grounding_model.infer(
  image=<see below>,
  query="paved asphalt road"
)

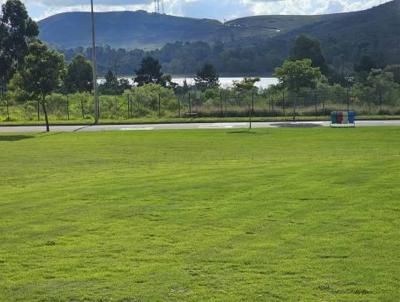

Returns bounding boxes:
[1,120,400,133]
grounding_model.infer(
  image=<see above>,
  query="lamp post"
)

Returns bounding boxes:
[90,0,99,124]
[345,76,354,111]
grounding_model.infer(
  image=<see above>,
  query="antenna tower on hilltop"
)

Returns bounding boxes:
[154,0,165,14]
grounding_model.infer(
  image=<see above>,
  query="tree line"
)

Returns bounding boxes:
[0,0,217,130]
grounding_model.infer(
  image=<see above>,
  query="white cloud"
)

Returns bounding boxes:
[17,0,393,20]
[245,0,390,15]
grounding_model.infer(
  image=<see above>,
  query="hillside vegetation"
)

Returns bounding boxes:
[41,0,400,75]
[39,11,223,50]
[38,10,335,50]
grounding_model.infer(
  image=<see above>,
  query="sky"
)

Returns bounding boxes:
[4,0,392,21]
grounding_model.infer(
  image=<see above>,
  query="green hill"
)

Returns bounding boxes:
[38,11,225,50]
[272,0,400,69]
[44,0,400,75]
[221,0,400,73]
[38,10,335,50]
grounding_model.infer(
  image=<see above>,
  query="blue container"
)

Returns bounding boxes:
[348,111,356,124]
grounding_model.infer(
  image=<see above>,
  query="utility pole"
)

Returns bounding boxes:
[161,0,165,14]
[90,0,100,124]
[154,0,165,14]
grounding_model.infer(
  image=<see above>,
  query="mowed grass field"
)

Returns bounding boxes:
[0,128,399,301]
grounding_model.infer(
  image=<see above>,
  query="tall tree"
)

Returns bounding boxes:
[64,54,93,93]
[0,0,38,86]
[134,57,163,86]
[275,59,322,93]
[102,70,119,94]
[195,63,219,90]
[275,59,322,120]
[290,34,329,75]
[14,42,65,132]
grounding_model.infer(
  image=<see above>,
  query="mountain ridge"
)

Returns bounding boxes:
[38,9,337,50]
[41,0,400,75]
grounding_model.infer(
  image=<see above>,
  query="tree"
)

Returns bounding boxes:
[117,78,132,93]
[384,65,400,84]
[63,54,93,119]
[234,77,260,129]
[367,69,399,111]
[275,59,322,93]
[64,54,93,93]
[354,55,377,79]
[290,34,329,75]
[352,82,375,113]
[134,57,163,86]
[275,59,322,120]
[99,70,132,95]
[13,42,65,132]
[0,0,38,86]
[195,63,219,90]
[160,74,178,90]
[0,22,10,96]
[99,70,119,95]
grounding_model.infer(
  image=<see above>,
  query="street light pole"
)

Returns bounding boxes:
[345,76,354,112]
[90,0,99,124]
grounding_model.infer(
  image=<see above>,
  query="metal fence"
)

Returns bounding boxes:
[1,90,399,122]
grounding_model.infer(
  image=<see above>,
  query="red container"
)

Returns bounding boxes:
[337,111,343,124]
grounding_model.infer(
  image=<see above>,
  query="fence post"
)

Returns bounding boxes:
[127,95,130,119]
[282,91,285,116]
[158,93,161,118]
[220,91,223,117]
[252,91,255,115]
[37,100,40,121]
[224,91,227,116]
[80,97,85,119]
[4,99,9,121]
[98,95,101,120]
[66,95,70,120]
[134,98,137,118]
[271,94,275,114]
[249,90,254,129]
[314,92,318,119]
[347,87,350,112]
[5,99,9,121]
[188,92,192,115]
[115,96,118,118]
[178,96,181,118]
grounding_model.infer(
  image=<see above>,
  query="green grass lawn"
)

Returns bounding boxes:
[0,128,399,301]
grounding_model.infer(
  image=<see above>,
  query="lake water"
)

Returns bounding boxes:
[104,77,279,89]
[173,77,278,89]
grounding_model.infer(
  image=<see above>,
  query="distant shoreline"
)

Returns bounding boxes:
[98,76,279,89]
